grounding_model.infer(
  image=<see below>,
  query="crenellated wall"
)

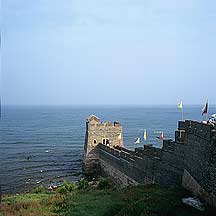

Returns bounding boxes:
[83,116,216,207]
[179,120,216,206]
[83,115,123,175]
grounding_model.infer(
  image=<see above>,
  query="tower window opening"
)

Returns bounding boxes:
[102,138,109,145]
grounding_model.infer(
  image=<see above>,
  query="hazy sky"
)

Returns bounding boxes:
[2,0,216,105]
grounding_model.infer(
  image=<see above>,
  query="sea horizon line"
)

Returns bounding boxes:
[2,104,216,108]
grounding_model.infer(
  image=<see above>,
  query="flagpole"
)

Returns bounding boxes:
[178,101,183,121]
[202,100,208,122]
[182,107,184,121]
[206,100,208,122]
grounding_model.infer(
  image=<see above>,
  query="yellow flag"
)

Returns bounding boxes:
[178,101,183,109]
[143,130,147,141]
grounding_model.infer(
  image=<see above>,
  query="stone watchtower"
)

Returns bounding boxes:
[83,115,123,175]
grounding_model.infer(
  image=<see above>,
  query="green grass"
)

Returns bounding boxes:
[60,190,123,216]
[1,181,215,216]
[1,192,56,216]
[59,185,210,216]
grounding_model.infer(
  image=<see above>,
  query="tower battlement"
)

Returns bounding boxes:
[83,115,123,174]
[177,120,215,141]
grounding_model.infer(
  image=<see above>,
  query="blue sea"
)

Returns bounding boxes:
[0,105,215,194]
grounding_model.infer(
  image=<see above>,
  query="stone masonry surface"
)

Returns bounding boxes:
[83,115,216,207]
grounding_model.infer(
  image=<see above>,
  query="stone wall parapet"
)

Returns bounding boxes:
[83,118,216,207]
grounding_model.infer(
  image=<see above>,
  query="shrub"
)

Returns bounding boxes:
[57,186,68,195]
[67,182,77,192]
[97,178,111,190]
[78,178,89,190]
[56,181,78,194]
[48,193,67,213]
[33,185,46,193]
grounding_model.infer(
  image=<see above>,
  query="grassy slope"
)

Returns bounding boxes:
[1,184,214,216]
[60,186,207,216]
[1,192,56,216]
